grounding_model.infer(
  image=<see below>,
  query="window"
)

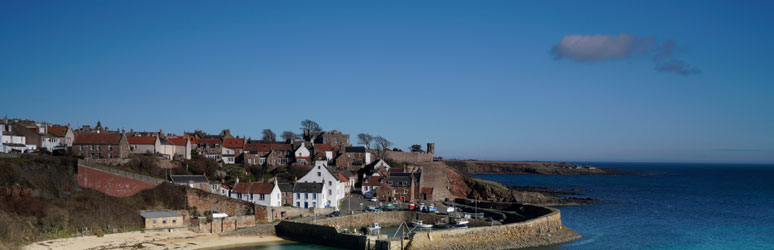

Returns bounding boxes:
[328,189,332,195]
[312,202,317,207]
[153,220,157,224]
[250,194,253,200]
[404,190,408,194]
[163,220,167,224]
[296,193,300,199]
[312,193,317,199]
[317,172,321,177]
[259,194,265,200]
[296,202,300,207]
[108,145,112,150]
[172,219,176,223]
[328,181,332,186]
[305,193,308,199]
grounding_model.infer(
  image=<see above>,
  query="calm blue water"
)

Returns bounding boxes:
[477,162,774,250]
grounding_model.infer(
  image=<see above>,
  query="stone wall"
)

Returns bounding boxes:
[186,188,254,217]
[276,221,368,249]
[385,151,433,164]
[191,215,256,233]
[409,207,577,250]
[76,165,158,197]
[256,206,336,223]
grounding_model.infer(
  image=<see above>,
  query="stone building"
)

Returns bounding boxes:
[139,210,184,232]
[170,175,210,192]
[196,138,222,161]
[315,130,350,148]
[344,146,372,165]
[73,132,129,159]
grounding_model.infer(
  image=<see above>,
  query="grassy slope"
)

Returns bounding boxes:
[0,155,185,250]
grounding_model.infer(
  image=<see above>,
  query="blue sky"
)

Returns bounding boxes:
[1,1,772,163]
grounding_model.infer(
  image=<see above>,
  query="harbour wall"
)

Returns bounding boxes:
[275,206,577,250]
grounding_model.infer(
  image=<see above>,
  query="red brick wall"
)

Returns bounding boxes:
[76,165,157,197]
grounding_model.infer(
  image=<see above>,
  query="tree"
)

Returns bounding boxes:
[357,133,373,148]
[374,136,392,150]
[373,136,392,159]
[392,148,403,152]
[409,144,424,153]
[281,131,297,142]
[300,120,322,132]
[262,129,276,142]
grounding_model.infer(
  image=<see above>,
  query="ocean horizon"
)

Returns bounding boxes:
[477,162,774,250]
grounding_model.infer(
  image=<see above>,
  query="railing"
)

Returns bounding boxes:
[78,159,167,185]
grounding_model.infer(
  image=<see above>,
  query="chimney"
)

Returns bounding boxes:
[427,143,435,154]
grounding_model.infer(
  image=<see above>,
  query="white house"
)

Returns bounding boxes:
[297,161,349,208]
[294,142,311,165]
[221,146,236,164]
[1,133,28,153]
[292,182,326,208]
[230,182,282,207]
[158,136,191,160]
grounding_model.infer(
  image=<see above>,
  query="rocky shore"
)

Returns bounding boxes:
[445,160,618,175]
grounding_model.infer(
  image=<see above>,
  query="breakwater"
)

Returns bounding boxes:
[274,202,579,249]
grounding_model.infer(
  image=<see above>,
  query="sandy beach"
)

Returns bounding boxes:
[23,231,287,250]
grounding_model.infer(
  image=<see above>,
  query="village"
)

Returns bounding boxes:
[1,117,447,232]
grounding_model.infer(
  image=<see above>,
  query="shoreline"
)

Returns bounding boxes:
[23,231,287,250]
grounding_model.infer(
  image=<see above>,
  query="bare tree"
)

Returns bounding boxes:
[280,131,297,142]
[262,129,276,142]
[300,120,322,132]
[373,136,392,159]
[357,133,373,148]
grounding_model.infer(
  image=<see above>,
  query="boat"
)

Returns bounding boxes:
[418,203,426,212]
[410,220,433,228]
[367,223,381,234]
[453,218,469,225]
[384,204,396,211]
[427,204,438,213]
[454,223,469,228]
[408,203,416,210]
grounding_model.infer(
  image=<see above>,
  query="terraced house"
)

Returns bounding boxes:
[73,132,129,159]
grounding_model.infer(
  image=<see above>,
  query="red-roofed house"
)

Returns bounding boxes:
[128,136,160,155]
[73,132,129,159]
[196,138,222,161]
[159,136,191,160]
[229,182,281,207]
[243,143,293,166]
[221,138,244,164]
[362,176,383,198]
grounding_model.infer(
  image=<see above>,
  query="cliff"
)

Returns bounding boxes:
[445,160,609,175]
[443,162,594,206]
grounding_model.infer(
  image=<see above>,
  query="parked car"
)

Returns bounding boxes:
[328,211,341,217]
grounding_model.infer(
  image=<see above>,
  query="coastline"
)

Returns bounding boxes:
[23,231,286,250]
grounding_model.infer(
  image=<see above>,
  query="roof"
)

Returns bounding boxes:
[293,182,324,193]
[165,136,188,146]
[364,176,382,186]
[345,146,367,153]
[128,136,156,145]
[388,175,412,187]
[198,138,222,146]
[420,187,434,195]
[47,126,68,137]
[139,210,182,219]
[314,143,333,152]
[337,173,349,182]
[388,168,404,173]
[244,143,292,152]
[232,182,275,194]
[223,138,244,149]
[73,133,122,145]
[278,183,294,192]
[170,175,209,183]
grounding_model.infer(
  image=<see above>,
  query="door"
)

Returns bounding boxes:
[304,202,308,208]
[400,196,405,202]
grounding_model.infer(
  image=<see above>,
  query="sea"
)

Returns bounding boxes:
[226,162,774,250]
